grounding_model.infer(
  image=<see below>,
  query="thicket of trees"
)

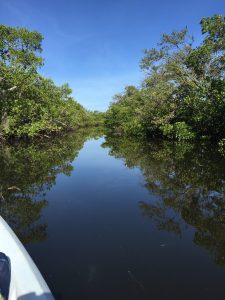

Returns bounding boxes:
[105,15,225,141]
[0,25,103,140]
[1,15,224,142]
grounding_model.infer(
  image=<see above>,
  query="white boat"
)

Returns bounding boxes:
[0,216,54,300]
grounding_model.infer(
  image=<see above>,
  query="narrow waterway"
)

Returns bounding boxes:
[1,129,225,299]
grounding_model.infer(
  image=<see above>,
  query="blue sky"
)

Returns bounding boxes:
[0,0,224,111]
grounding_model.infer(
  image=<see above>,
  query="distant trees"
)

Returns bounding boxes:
[2,15,224,141]
[0,25,98,140]
[105,15,225,141]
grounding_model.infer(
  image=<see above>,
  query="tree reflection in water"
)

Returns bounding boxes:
[0,128,103,244]
[103,137,225,266]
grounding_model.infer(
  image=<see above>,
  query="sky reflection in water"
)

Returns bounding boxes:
[1,129,225,299]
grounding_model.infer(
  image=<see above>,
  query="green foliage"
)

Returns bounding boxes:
[161,122,195,140]
[0,24,43,70]
[218,138,225,155]
[105,86,145,136]
[0,25,97,139]
[105,14,225,140]
[87,110,106,127]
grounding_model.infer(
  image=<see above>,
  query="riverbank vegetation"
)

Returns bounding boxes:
[0,25,104,141]
[1,15,224,143]
[105,15,225,141]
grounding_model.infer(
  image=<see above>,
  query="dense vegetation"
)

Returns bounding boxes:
[1,15,224,142]
[0,25,104,140]
[105,15,225,141]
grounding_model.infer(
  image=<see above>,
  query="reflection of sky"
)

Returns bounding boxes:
[54,137,147,192]
[0,0,223,110]
[26,136,225,299]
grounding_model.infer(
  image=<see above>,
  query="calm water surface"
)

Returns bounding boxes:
[1,129,225,299]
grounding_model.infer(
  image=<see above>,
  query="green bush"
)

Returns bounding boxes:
[161,122,195,140]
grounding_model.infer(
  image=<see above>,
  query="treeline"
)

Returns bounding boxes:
[105,15,225,141]
[0,25,104,140]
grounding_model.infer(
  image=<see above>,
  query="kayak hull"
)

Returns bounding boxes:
[0,217,54,300]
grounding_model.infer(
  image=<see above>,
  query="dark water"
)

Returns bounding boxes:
[1,128,225,299]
